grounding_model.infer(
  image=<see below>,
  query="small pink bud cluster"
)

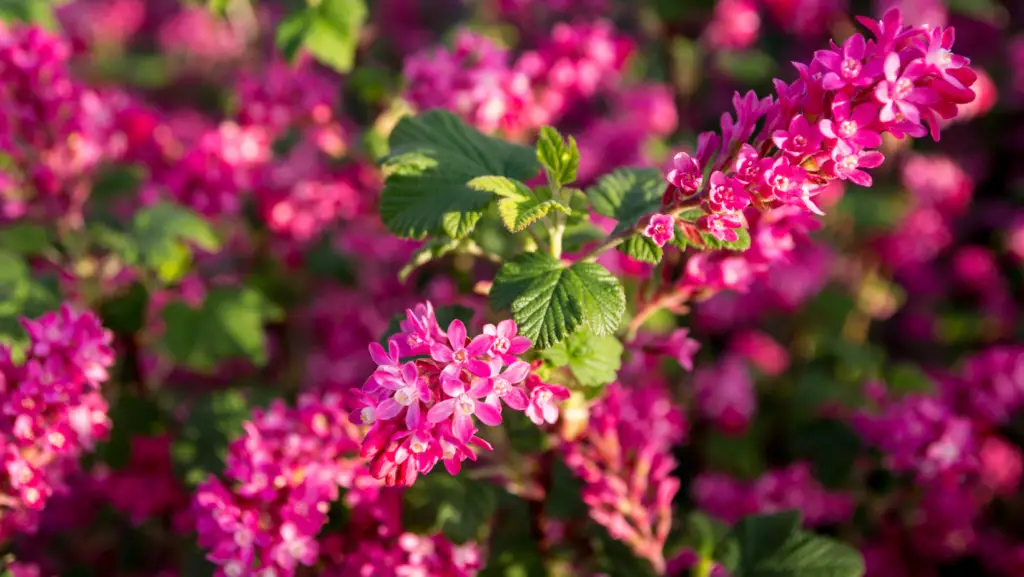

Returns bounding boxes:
[255,147,374,245]
[853,394,976,481]
[693,356,757,435]
[662,9,976,242]
[156,5,246,67]
[358,302,567,487]
[403,21,633,135]
[939,346,1024,428]
[144,122,270,218]
[0,23,113,222]
[320,488,483,577]
[515,19,634,123]
[234,56,342,140]
[0,304,114,539]
[192,393,367,577]
[562,382,687,573]
[693,463,855,527]
[403,31,535,136]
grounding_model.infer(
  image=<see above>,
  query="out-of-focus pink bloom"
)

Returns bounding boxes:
[693,356,756,434]
[704,0,761,51]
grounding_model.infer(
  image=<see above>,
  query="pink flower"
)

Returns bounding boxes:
[706,172,750,214]
[819,95,883,149]
[429,319,493,379]
[643,213,676,247]
[827,141,885,187]
[525,381,571,425]
[666,151,703,193]
[698,213,743,242]
[771,114,822,158]
[874,52,937,125]
[481,319,532,364]
[375,362,431,430]
[815,33,876,90]
[427,376,501,442]
[477,359,531,411]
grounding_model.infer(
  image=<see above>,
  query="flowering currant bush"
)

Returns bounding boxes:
[2,0,1023,576]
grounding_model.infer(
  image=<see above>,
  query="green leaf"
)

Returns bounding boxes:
[403,472,499,544]
[0,251,30,317]
[380,110,540,239]
[133,202,221,284]
[207,0,230,14]
[0,223,49,255]
[730,511,865,577]
[490,253,624,349]
[468,176,571,233]
[731,511,802,570]
[171,389,254,485]
[275,10,312,61]
[162,287,281,373]
[536,126,580,187]
[399,237,461,282]
[304,0,367,73]
[540,330,623,388]
[587,168,664,236]
[701,227,752,251]
[618,233,663,264]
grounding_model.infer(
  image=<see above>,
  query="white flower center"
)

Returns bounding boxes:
[536,390,552,404]
[394,387,415,406]
[841,58,861,78]
[839,120,857,138]
[894,78,914,99]
[360,407,376,424]
[493,377,510,396]
[452,349,468,363]
[492,336,511,354]
[455,395,475,416]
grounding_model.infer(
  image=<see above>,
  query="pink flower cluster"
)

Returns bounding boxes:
[192,392,367,577]
[403,20,632,135]
[319,489,482,576]
[357,303,569,487]
[561,381,686,573]
[854,394,976,481]
[0,304,114,539]
[0,23,113,222]
[661,9,977,242]
[692,462,855,526]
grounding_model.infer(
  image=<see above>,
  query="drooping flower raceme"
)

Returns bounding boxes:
[357,302,561,487]
[656,9,976,243]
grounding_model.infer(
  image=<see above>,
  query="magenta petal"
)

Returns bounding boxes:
[447,320,467,348]
[405,402,422,430]
[818,119,837,139]
[542,403,558,424]
[401,362,418,384]
[430,343,453,363]
[376,398,403,421]
[502,361,530,384]
[452,413,475,442]
[444,457,462,475]
[442,377,466,397]
[468,378,494,398]
[497,319,517,338]
[509,336,531,353]
[466,334,494,356]
[466,359,493,378]
[427,399,456,423]
[883,52,900,81]
[503,387,529,411]
[474,400,502,427]
[369,343,390,366]
[859,151,885,168]
[848,169,872,187]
